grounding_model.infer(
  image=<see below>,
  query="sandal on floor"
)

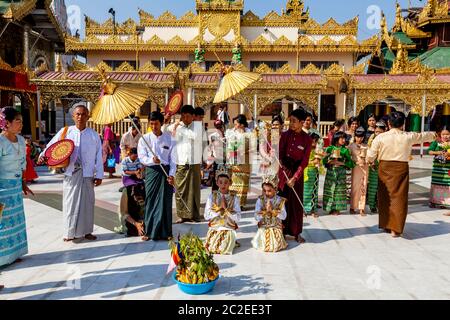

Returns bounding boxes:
[141,236,150,241]
[84,234,97,241]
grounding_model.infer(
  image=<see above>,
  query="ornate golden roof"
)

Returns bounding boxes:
[392,3,431,38]
[139,9,198,27]
[65,33,377,53]
[1,0,37,20]
[195,0,244,11]
[417,0,449,27]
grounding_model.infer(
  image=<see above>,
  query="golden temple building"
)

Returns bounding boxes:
[27,0,450,138]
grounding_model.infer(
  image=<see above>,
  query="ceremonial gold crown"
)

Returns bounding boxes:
[215,165,230,181]
[262,174,279,190]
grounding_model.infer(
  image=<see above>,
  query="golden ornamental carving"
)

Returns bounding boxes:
[85,17,137,36]
[96,61,113,72]
[139,9,198,27]
[138,9,154,25]
[274,36,293,46]
[300,63,321,74]
[242,10,260,23]
[194,90,216,108]
[71,59,91,71]
[157,11,178,22]
[188,35,202,45]
[298,35,314,46]
[189,63,205,73]
[251,35,272,46]
[340,35,358,46]
[234,63,249,72]
[418,0,449,26]
[209,62,223,73]
[206,14,233,38]
[324,63,344,75]
[349,63,366,74]
[140,61,160,72]
[5,0,37,21]
[146,35,165,45]
[210,37,231,46]
[196,0,244,11]
[116,62,135,72]
[317,36,337,46]
[253,63,274,74]
[164,63,179,72]
[0,57,27,74]
[168,35,187,45]
[276,64,295,74]
[302,17,358,36]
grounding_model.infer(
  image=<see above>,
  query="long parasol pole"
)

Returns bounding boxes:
[127,116,191,215]
[237,97,308,216]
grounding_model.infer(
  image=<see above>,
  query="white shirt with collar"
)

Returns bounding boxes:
[120,128,142,152]
[42,126,104,179]
[172,121,203,165]
[138,131,176,177]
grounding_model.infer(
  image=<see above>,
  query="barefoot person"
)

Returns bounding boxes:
[0,107,34,289]
[138,111,175,241]
[172,105,203,223]
[39,105,103,242]
[367,111,436,238]
[278,108,312,243]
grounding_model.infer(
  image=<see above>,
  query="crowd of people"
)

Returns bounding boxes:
[0,103,449,291]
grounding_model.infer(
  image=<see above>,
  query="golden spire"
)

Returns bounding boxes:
[393,2,403,32]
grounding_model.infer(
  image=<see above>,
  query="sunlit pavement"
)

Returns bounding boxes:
[1,156,449,300]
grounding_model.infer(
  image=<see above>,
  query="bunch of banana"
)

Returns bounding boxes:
[172,233,220,284]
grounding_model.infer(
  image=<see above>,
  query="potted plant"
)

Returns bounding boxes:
[168,233,219,295]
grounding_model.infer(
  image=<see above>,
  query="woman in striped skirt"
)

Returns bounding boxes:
[428,127,450,209]
[0,108,35,291]
[303,133,322,218]
[323,131,355,215]
[367,121,387,213]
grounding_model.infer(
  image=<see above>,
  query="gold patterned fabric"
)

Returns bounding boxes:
[252,196,288,253]
[204,191,240,255]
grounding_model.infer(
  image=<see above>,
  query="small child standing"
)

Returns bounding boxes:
[348,127,369,216]
[367,121,387,213]
[428,127,450,209]
[323,131,355,215]
[303,133,323,218]
[204,167,241,255]
[252,175,288,253]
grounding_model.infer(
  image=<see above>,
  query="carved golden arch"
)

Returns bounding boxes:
[236,91,321,115]
[355,90,450,116]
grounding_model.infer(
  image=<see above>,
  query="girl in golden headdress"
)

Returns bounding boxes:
[204,166,241,255]
[252,175,288,253]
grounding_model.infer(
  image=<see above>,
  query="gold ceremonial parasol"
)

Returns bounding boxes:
[212,51,261,104]
[90,69,149,125]
[90,69,192,216]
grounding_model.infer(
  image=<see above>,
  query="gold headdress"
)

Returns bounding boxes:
[262,174,279,190]
[215,165,230,182]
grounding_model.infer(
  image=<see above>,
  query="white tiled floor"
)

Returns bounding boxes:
[1,157,449,300]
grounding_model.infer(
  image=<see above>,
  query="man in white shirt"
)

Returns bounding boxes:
[138,111,176,241]
[40,105,103,242]
[172,105,203,223]
[120,120,142,160]
[367,111,436,238]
